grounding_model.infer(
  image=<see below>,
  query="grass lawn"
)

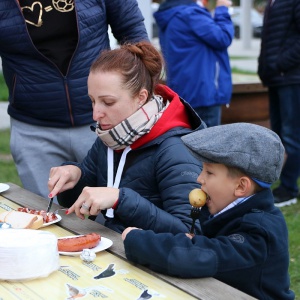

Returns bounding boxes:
[0,74,8,101]
[0,128,299,296]
[282,203,300,297]
[0,130,22,186]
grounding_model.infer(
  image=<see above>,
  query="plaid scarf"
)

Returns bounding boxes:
[94,95,169,150]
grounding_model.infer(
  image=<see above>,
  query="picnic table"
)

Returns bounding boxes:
[0,183,256,300]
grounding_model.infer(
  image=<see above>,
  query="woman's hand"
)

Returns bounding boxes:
[48,165,82,198]
[67,186,120,220]
[122,227,140,241]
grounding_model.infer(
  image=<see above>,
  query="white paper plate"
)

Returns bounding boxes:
[42,214,62,227]
[58,236,113,256]
[0,183,10,193]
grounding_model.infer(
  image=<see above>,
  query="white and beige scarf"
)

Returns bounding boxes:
[94,94,169,150]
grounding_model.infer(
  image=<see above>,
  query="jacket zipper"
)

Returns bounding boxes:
[64,1,80,126]
[64,78,74,125]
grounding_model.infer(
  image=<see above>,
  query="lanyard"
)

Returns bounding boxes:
[106,146,131,218]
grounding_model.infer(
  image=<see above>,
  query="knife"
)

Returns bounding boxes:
[46,197,54,213]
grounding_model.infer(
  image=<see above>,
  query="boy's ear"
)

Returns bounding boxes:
[234,176,252,197]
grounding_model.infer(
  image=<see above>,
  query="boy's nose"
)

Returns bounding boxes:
[197,175,205,185]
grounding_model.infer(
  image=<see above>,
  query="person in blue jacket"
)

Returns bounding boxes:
[47,41,206,234]
[122,123,295,300]
[154,0,234,127]
[0,0,148,201]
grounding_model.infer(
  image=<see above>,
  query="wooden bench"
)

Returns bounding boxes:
[222,83,269,128]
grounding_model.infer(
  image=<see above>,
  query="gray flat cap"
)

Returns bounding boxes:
[181,123,285,185]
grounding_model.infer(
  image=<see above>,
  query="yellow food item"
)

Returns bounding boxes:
[189,188,207,208]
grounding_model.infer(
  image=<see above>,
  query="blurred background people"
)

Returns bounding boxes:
[0,0,148,200]
[154,0,234,127]
[258,0,300,207]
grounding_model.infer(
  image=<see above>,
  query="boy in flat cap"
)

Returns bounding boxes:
[122,123,295,299]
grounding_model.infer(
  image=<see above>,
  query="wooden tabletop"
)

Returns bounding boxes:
[0,183,256,300]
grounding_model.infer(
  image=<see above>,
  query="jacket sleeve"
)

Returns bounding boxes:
[116,137,203,234]
[57,139,104,207]
[79,139,104,185]
[277,1,300,72]
[123,227,268,278]
[105,0,149,44]
[188,6,234,50]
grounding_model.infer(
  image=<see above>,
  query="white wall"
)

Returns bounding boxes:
[240,0,253,49]
[137,0,153,39]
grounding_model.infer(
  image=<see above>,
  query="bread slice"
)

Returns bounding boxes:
[3,211,44,229]
[30,215,44,229]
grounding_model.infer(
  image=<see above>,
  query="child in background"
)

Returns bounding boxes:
[122,123,295,300]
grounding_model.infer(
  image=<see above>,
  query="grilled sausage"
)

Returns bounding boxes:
[58,233,101,252]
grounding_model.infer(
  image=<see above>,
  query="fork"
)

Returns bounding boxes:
[189,207,201,235]
[52,208,68,215]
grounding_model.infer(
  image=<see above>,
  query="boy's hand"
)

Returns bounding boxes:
[185,233,195,239]
[122,227,140,241]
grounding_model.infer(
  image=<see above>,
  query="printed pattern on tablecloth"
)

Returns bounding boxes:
[0,196,196,300]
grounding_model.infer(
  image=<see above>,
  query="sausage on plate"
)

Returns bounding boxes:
[58,233,101,252]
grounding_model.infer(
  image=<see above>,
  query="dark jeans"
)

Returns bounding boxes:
[269,85,300,196]
[193,105,221,128]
